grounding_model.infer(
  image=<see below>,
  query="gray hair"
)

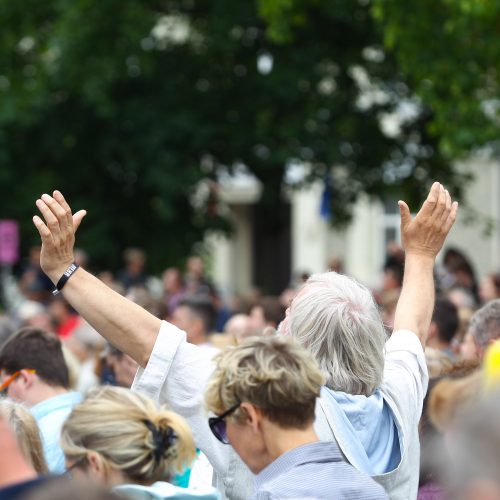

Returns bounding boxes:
[280,272,387,396]
[469,299,500,349]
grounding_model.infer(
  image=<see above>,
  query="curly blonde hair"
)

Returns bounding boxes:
[205,336,326,428]
[61,386,196,484]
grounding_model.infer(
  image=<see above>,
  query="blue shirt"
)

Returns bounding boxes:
[253,441,388,499]
[31,391,82,473]
[321,387,401,475]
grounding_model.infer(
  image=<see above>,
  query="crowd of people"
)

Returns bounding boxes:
[0,183,500,499]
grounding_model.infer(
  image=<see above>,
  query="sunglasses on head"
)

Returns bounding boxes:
[208,402,241,444]
[0,369,36,395]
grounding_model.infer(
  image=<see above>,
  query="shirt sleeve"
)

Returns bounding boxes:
[132,320,230,475]
[382,329,429,432]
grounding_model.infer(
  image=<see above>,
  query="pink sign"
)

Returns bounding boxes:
[0,220,19,265]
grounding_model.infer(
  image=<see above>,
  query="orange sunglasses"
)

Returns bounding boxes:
[0,369,36,394]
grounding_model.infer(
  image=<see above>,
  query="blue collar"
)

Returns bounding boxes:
[31,391,82,420]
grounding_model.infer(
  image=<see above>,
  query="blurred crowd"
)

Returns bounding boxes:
[1,201,500,500]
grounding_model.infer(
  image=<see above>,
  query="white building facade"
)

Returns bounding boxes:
[209,158,500,296]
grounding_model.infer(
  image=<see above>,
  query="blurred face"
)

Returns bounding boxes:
[112,354,138,388]
[480,276,498,303]
[187,257,204,278]
[163,269,182,293]
[461,332,480,362]
[225,406,267,474]
[249,306,266,335]
[171,306,202,344]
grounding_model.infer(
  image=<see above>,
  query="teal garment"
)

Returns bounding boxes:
[172,448,202,488]
[321,387,401,475]
[173,467,192,488]
[31,391,83,473]
[114,481,220,500]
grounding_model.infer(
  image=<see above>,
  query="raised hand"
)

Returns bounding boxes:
[398,182,458,259]
[32,191,86,283]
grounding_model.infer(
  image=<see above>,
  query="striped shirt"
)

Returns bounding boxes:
[253,441,388,499]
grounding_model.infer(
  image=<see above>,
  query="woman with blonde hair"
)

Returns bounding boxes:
[61,386,219,499]
[0,399,48,474]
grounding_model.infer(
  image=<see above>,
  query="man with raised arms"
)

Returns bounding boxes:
[33,182,457,499]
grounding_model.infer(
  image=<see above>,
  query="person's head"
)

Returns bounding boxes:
[0,328,69,405]
[249,296,286,334]
[123,248,146,274]
[446,392,500,500]
[106,345,138,388]
[186,256,204,279]
[278,271,386,396]
[224,314,252,342]
[61,386,196,487]
[205,336,325,474]
[48,296,76,325]
[382,259,404,291]
[428,370,483,434]
[428,298,459,347]
[171,295,215,344]
[466,299,500,361]
[17,301,52,331]
[480,272,500,303]
[0,400,48,473]
[162,267,184,294]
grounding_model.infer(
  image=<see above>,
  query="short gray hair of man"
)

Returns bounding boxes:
[279,272,387,396]
[469,299,500,350]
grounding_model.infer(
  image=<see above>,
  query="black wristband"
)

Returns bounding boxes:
[52,263,80,296]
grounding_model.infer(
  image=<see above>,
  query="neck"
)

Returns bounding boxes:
[27,384,69,407]
[259,421,318,472]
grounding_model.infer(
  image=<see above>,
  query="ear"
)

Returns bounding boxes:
[240,402,263,433]
[87,451,106,480]
[19,369,37,390]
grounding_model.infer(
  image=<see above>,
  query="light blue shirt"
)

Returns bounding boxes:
[115,481,220,499]
[31,391,82,474]
[321,387,401,475]
[253,441,388,499]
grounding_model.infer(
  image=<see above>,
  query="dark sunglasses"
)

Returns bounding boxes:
[208,402,241,444]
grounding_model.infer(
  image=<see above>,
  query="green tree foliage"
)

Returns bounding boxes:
[0,0,469,271]
[373,0,500,158]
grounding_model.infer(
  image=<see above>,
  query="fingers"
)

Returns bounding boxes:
[398,200,411,228]
[443,201,459,233]
[32,215,51,239]
[53,190,74,230]
[72,210,87,232]
[440,189,452,225]
[432,184,448,221]
[418,181,441,219]
[36,196,61,233]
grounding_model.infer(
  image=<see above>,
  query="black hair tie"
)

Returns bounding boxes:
[144,420,177,465]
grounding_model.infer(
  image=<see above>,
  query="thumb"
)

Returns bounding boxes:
[72,210,87,232]
[398,200,411,228]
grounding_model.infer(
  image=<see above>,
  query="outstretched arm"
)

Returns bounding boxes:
[393,182,458,347]
[33,191,160,367]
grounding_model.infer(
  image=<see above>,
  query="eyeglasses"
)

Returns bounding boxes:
[0,369,36,395]
[208,402,241,444]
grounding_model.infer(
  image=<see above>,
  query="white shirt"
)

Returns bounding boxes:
[132,323,427,500]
